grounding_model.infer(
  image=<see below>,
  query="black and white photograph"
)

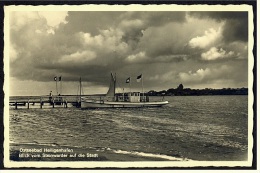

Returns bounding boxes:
[4,4,254,168]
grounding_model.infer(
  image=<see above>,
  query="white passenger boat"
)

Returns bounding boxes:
[81,73,169,108]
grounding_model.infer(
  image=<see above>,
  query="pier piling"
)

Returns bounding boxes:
[27,100,30,109]
[65,100,68,108]
[40,97,42,109]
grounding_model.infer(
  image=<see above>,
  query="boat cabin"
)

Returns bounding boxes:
[128,92,141,102]
[115,92,149,102]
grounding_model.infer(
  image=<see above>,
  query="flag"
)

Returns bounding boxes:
[137,74,142,82]
[54,76,57,81]
[126,77,130,83]
[59,76,62,81]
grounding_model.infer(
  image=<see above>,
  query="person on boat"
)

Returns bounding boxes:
[162,93,165,101]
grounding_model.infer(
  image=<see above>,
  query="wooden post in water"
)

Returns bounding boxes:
[52,99,55,108]
[27,99,30,109]
[15,101,17,109]
[63,98,66,108]
[40,97,43,109]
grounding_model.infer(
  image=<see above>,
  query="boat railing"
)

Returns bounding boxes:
[82,95,114,103]
[81,95,165,103]
[82,95,131,102]
[82,95,133,102]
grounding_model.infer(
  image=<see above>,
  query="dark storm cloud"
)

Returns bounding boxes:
[137,23,192,59]
[57,11,123,36]
[119,12,187,50]
[120,11,187,26]
[222,19,248,42]
[190,11,247,21]
[190,12,248,42]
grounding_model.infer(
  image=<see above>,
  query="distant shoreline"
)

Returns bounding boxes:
[147,87,248,96]
[9,87,248,98]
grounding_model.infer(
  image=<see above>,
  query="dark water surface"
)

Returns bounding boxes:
[9,96,248,161]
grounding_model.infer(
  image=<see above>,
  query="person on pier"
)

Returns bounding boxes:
[49,91,53,103]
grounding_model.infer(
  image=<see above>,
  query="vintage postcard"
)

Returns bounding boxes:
[3,4,254,168]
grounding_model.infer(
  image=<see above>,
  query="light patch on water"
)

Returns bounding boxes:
[113,149,191,161]
[89,110,108,115]
[179,122,247,149]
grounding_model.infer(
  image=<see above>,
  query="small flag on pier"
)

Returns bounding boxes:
[137,74,142,82]
[126,77,130,83]
[54,76,57,81]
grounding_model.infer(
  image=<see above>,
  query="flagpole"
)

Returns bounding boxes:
[60,76,62,95]
[56,78,58,95]
[123,88,124,101]
[129,77,131,93]
[80,77,82,98]
[142,74,144,102]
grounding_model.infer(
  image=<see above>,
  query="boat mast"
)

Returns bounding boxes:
[123,88,124,101]
[56,77,58,95]
[114,73,116,96]
[60,76,62,96]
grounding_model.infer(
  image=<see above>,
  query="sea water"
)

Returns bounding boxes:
[9,95,248,161]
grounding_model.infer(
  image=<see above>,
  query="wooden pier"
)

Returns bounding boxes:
[9,95,81,109]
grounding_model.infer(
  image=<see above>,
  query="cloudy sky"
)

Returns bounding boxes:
[8,7,250,96]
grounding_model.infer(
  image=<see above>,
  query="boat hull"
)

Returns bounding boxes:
[81,100,169,109]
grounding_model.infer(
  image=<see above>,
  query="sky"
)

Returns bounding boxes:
[8,8,250,96]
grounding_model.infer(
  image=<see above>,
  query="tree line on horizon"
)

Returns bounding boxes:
[147,84,248,96]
